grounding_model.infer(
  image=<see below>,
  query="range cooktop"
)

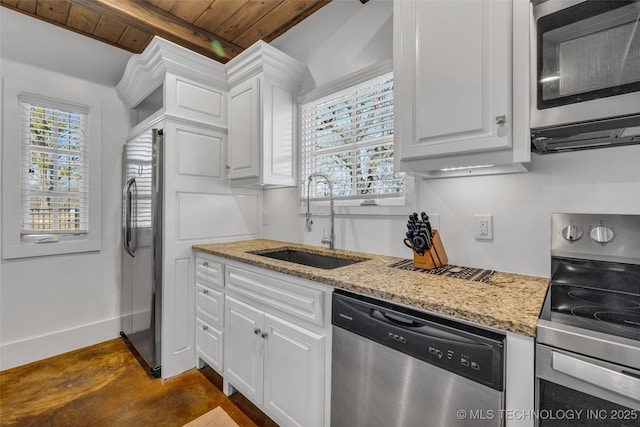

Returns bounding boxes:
[539,213,640,343]
[547,281,640,342]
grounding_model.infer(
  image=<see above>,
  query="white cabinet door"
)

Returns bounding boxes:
[261,80,297,186]
[196,318,223,373]
[228,76,260,179]
[395,0,512,160]
[263,313,325,427]
[224,296,264,403]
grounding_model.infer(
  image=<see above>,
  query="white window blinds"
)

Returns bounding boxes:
[20,95,89,234]
[300,72,403,200]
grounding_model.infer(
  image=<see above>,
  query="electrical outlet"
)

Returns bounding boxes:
[474,215,493,240]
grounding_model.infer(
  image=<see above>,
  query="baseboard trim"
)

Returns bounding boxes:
[0,317,120,371]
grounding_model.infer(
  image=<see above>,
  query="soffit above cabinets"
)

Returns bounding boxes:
[0,0,343,63]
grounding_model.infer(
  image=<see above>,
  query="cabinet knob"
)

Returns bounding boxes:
[202,289,209,295]
[495,115,506,126]
[261,332,268,339]
[202,325,209,332]
[254,328,261,335]
[202,261,209,267]
[225,165,231,171]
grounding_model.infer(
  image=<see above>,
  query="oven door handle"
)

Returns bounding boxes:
[552,351,640,402]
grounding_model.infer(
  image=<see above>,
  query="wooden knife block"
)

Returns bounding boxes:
[413,230,448,269]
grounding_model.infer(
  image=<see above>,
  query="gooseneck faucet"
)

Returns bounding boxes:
[306,172,335,249]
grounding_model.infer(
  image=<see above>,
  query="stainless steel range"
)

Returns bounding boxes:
[536,213,640,426]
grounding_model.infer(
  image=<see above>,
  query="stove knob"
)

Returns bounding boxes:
[590,225,615,244]
[561,224,583,242]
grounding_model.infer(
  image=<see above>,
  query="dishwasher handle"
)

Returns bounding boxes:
[372,309,423,327]
[369,307,484,346]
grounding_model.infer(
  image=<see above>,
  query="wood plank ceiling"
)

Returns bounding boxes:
[0,0,347,63]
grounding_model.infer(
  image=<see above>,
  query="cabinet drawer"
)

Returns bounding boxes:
[196,318,223,373]
[195,253,223,288]
[226,266,326,327]
[196,284,224,327]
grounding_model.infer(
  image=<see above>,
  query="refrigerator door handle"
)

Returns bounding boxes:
[122,177,137,257]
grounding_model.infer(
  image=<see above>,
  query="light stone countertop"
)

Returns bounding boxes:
[193,239,549,337]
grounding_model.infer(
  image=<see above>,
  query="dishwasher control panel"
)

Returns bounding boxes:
[427,344,487,377]
[332,290,505,391]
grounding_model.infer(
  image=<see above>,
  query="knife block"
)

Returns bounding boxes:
[413,230,448,269]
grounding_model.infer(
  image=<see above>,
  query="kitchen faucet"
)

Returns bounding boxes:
[306,173,335,249]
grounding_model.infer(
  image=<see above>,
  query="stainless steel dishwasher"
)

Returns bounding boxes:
[331,290,505,427]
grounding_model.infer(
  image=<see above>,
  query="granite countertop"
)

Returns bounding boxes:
[193,239,549,337]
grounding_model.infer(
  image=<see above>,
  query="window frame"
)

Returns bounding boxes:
[2,78,102,259]
[297,60,415,216]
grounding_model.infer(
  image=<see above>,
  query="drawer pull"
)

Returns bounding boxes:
[202,289,209,295]
[203,261,209,267]
[261,332,269,339]
[254,328,261,335]
[202,325,209,332]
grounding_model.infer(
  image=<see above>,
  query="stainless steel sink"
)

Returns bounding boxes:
[253,249,367,270]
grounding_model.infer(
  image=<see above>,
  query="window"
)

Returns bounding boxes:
[20,96,89,235]
[2,78,101,259]
[300,72,404,202]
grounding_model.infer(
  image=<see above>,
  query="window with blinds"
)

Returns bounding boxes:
[20,96,89,235]
[300,72,403,201]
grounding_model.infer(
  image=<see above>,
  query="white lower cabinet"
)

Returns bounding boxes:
[222,263,330,427]
[195,252,225,374]
[225,295,326,427]
[263,313,324,427]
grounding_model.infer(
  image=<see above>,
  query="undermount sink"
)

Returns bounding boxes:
[253,248,367,270]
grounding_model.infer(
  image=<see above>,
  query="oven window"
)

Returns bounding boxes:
[538,380,639,426]
[537,1,640,109]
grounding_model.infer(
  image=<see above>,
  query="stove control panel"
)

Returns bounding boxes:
[552,213,640,264]
[561,222,616,244]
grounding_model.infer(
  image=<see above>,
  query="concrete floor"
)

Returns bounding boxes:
[0,338,278,427]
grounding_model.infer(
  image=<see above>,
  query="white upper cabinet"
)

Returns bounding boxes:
[394,0,531,177]
[117,37,228,130]
[225,41,307,187]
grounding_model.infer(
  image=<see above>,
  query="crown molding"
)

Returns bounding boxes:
[116,36,228,109]
[225,40,307,88]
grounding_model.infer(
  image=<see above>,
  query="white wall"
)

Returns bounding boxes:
[420,147,640,276]
[0,9,130,369]
[271,0,393,92]
[266,0,640,278]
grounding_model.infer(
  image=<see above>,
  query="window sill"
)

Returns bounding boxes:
[3,237,100,260]
[299,175,417,217]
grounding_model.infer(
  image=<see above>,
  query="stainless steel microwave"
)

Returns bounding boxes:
[530,0,640,153]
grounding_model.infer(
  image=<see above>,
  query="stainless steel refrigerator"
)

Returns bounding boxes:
[121,128,163,378]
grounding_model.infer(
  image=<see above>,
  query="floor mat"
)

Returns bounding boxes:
[183,406,239,427]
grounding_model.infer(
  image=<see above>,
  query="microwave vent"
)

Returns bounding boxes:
[531,114,640,154]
